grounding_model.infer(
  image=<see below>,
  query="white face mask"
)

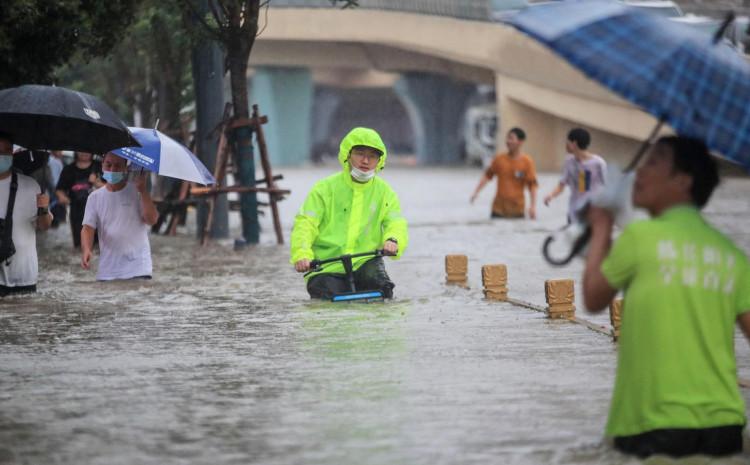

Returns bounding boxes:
[350,166,375,182]
[0,155,12,173]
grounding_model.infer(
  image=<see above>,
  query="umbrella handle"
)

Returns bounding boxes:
[624,118,665,172]
[542,223,592,266]
[713,11,736,45]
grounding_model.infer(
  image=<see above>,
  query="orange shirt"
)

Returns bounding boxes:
[484,152,538,217]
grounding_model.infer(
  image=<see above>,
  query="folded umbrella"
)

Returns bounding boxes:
[112,127,215,185]
[0,85,139,153]
[508,0,750,169]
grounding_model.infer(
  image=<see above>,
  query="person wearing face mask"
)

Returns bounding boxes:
[290,127,408,299]
[0,132,52,297]
[55,151,102,248]
[80,152,158,280]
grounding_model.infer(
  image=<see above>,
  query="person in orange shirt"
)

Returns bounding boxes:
[470,127,538,219]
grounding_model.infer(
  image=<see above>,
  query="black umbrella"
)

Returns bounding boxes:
[0,85,139,153]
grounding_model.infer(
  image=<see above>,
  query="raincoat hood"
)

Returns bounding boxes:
[338,127,388,172]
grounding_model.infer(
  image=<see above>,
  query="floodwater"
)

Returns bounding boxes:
[1,165,749,465]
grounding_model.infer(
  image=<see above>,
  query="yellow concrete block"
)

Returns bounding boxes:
[445,254,468,286]
[547,303,576,319]
[610,298,623,341]
[481,264,507,287]
[483,289,508,301]
[544,279,575,305]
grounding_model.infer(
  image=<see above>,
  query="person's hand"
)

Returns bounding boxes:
[528,205,536,220]
[587,206,614,231]
[36,193,49,209]
[383,239,398,256]
[81,249,92,270]
[543,194,553,206]
[134,172,148,193]
[295,259,311,273]
[470,193,478,204]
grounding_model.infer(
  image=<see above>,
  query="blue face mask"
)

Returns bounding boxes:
[0,155,12,173]
[102,170,126,184]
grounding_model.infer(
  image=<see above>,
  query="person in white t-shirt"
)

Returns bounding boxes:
[81,153,158,280]
[0,133,52,296]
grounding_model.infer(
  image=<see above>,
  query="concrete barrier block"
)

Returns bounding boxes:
[545,279,575,319]
[445,254,468,287]
[610,298,623,341]
[482,264,508,301]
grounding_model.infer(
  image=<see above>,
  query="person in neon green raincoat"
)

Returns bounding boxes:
[290,127,408,299]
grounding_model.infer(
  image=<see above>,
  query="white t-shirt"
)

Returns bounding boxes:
[0,172,41,287]
[83,183,152,280]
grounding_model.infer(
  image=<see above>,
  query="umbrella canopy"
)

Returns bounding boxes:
[112,127,215,185]
[0,85,139,154]
[508,1,750,169]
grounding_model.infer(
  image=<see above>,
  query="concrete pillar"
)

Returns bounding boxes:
[445,255,468,288]
[545,279,576,319]
[394,72,474,164]
[249,67,314,166]
[482,264,508,301]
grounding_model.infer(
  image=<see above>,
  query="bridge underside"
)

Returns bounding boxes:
[250,8,664,170]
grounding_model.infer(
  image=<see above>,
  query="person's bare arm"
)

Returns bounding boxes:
[470,174,491,203]
[544,182,565,206]
[35,193,52,231]
[528,184,538,219]
[583,206,618,312]
[739,312,750,343]
[134,174,158,226]
[55,189,71,206]
[81,225,96,269]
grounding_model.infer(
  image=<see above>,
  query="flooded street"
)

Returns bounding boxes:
[1,166,749,464]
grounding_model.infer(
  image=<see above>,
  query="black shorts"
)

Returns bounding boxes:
[614,425,744,458]
[307,257,394,300]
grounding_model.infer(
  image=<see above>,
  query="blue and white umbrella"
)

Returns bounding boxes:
[112,127,215,185]
[509,1,750,169]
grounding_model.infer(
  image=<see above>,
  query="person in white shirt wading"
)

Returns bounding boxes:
[81,153,158,280]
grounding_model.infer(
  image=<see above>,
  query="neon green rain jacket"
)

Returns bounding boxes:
[290,127,409,281]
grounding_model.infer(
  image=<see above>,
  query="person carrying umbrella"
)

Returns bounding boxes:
[80,152,158,280]
[290,127,408,299]
[583,136,750,458]
[0,132,52,296]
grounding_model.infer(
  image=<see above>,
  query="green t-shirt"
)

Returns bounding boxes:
[601,205,750,437]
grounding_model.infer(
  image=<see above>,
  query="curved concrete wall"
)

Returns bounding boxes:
[256,8,665,169]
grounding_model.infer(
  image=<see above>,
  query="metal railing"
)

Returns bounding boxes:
[268,0,492,22]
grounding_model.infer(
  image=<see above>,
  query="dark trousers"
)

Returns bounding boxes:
[0,284,36,297]
[307,257,394,300]
[614,425,744,458]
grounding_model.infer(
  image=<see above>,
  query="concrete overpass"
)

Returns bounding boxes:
[249,3,661,170]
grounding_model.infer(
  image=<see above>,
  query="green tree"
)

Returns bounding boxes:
[0,0,140,88]
[181,0,356,244]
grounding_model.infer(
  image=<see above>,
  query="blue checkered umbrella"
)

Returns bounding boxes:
[509,0,750,169]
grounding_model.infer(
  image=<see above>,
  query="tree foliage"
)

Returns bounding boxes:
[57,0,193,137]
[0,0,140,88]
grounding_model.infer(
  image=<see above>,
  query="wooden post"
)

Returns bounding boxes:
[545,279,576,319]
[482,264,508,301]
[445,255,468,287]
[251,104,284,245]
[610,298,623,341]
[201,104,232,246]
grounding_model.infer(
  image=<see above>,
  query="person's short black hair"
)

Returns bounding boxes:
[567,128,591,150]
[350,144,383,156]
[657,136,719,208]
[508,127,526,141]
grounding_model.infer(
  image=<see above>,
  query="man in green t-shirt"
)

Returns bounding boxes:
[583,136,750,458]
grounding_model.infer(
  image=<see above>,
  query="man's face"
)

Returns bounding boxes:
[565,139,576,153]
[103,153,128,172]
[505,132,522,152]
[77,152,93,162]
[0,138,12,156]
[349,146,381,172]
[633,143,691,211]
